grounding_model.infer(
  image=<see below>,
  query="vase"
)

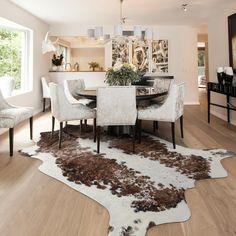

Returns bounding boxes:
[52,66,58,71]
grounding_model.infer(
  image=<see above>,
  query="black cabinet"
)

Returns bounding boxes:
[207,82,236,123]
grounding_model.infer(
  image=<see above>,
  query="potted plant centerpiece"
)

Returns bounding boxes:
[105,62,141,86]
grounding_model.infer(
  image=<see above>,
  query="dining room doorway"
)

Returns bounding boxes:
[197,42,207,88]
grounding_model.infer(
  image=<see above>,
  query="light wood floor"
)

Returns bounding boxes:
[0,90,236,236]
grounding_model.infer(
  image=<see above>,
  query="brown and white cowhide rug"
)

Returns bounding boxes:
[20,125,234,236]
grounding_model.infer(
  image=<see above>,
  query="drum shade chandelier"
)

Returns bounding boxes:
[87,0,153,41]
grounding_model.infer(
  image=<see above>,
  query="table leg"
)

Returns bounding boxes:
[227,95,230,123]
[207,88,211,123]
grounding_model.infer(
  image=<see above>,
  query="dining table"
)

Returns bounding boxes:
[77,86,168,101]
[77,86,168,136]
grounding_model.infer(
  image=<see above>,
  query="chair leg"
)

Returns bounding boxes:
[180,115,184,138]
[80,120,83,133]
[153,121,159,132]
[84,120,87,132]
[171,122,176,149]
[93,119,96,142]
[153,121,156,132]
[138,120,142,144]
[97,126,100,154]
[51,116,55,138]
[156,121,158,130]
[9,128,14,156]
[29,116,33,140]
[43,98,46,112]
[132,125,136,153]
[59,122,63,149]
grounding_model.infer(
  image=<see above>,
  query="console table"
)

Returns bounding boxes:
[207,82,236,123]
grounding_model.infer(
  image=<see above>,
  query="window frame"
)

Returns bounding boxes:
[0,17,33,96]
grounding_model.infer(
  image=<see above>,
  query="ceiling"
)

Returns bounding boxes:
[9,0,235,26]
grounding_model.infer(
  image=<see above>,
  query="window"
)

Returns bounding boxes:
[197,42,206,88]
[0,18,32,96]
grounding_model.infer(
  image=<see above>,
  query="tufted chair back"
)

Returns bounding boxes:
[163,82,184,121]
[64,79,85,103]
[138,82,184,122]
[152,78,174,104]
[0,90,11,110]
[97,86,137,126]
[0,75,15,98]
[41,76,51,98]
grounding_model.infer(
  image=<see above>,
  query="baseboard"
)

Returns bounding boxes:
[184,102,200,105]
[210,110,236,126]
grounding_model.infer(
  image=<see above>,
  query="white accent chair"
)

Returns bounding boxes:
[64,79,95,127]
[0,90,33,156]
[96,86,137,153]
[0,75,15,97]
[49,83,96,149]
[138,83,184,149]
[41,76,51,112]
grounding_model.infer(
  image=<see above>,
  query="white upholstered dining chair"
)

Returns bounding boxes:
[151,78,174,131]
[49,83,96,149]
[0,90,33,156]
[138,82,184,149]
[41,75,51,112]
[64,79,96,127]
[96,86,137,153]
[64,79,94,106]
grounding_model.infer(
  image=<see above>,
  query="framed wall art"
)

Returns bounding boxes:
[152,40,168,73]
[112,39,129,66]
[132,40,149,73]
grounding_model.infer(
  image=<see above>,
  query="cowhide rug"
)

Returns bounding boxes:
[20,125,234,236]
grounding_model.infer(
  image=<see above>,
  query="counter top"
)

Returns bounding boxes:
[49,70,106,73]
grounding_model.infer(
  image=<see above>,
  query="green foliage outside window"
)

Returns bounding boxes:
[0,28,22,89]
[198,49,205,67]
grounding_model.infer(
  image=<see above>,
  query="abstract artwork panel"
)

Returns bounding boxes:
[152,40,168,73]
[132,41,149,73]
[112,39,129,66]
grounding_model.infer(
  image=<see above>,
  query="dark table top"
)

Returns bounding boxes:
[77,86,168,101]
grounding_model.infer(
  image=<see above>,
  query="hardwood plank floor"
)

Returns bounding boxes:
[0,90,236,236]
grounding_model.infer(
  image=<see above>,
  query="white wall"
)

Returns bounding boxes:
[208,3,236,125]
[50,24,199,105]
[0,0,50,113]
[71,48,105,71]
